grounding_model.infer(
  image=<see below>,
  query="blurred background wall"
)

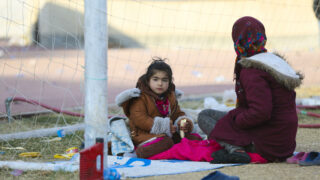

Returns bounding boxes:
[0,0,319,50]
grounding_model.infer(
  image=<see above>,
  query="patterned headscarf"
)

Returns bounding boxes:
[232,16,267,79]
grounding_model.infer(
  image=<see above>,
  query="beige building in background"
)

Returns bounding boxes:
[0,0,319,50]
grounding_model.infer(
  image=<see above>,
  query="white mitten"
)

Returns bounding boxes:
[150,117,172,137]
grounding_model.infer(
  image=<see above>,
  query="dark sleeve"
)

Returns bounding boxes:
[234,69,272,129]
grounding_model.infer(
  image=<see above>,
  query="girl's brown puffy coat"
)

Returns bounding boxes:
[121,91,185,146]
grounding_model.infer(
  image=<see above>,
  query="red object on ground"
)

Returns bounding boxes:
[298,124,320,128]
[149,138,268,163]
[296,107,320,128]
[80,139,104,180]
[6,96,121,118]
[7,97,84,117]
[296,105,320,109]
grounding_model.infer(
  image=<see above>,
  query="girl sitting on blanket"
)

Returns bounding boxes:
[198,16,303,163]
[115,58,202,159]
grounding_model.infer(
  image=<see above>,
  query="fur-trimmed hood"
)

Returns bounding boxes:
[238,52,303,90]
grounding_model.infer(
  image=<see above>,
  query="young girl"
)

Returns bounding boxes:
[198,16,303,163]
[115,58,201,158]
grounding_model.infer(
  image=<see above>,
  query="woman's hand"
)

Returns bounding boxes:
[179,119,193,133]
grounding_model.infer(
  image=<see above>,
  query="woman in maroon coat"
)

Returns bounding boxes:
[198,16,303,163]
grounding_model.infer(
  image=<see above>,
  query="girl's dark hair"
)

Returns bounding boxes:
[146,57,172,83]
[136,57,175,97]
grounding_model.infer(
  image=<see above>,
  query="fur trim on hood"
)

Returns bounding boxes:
[115,88,141,107]
[238,52,303,90]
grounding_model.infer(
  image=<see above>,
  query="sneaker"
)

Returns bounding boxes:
[227,151,251,163]
[211,149,251,164]
[286,152,308,164]
[299,152,320,166]
[211,149,228,163]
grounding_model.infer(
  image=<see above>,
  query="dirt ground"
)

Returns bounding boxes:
[125,127,320,180]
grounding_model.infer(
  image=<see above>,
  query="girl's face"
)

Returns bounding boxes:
[149,70,169,95]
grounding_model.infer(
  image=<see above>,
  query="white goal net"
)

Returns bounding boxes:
[0,0,319,174]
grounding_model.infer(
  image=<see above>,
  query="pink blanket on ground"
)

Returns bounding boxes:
[148,138,268,163]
